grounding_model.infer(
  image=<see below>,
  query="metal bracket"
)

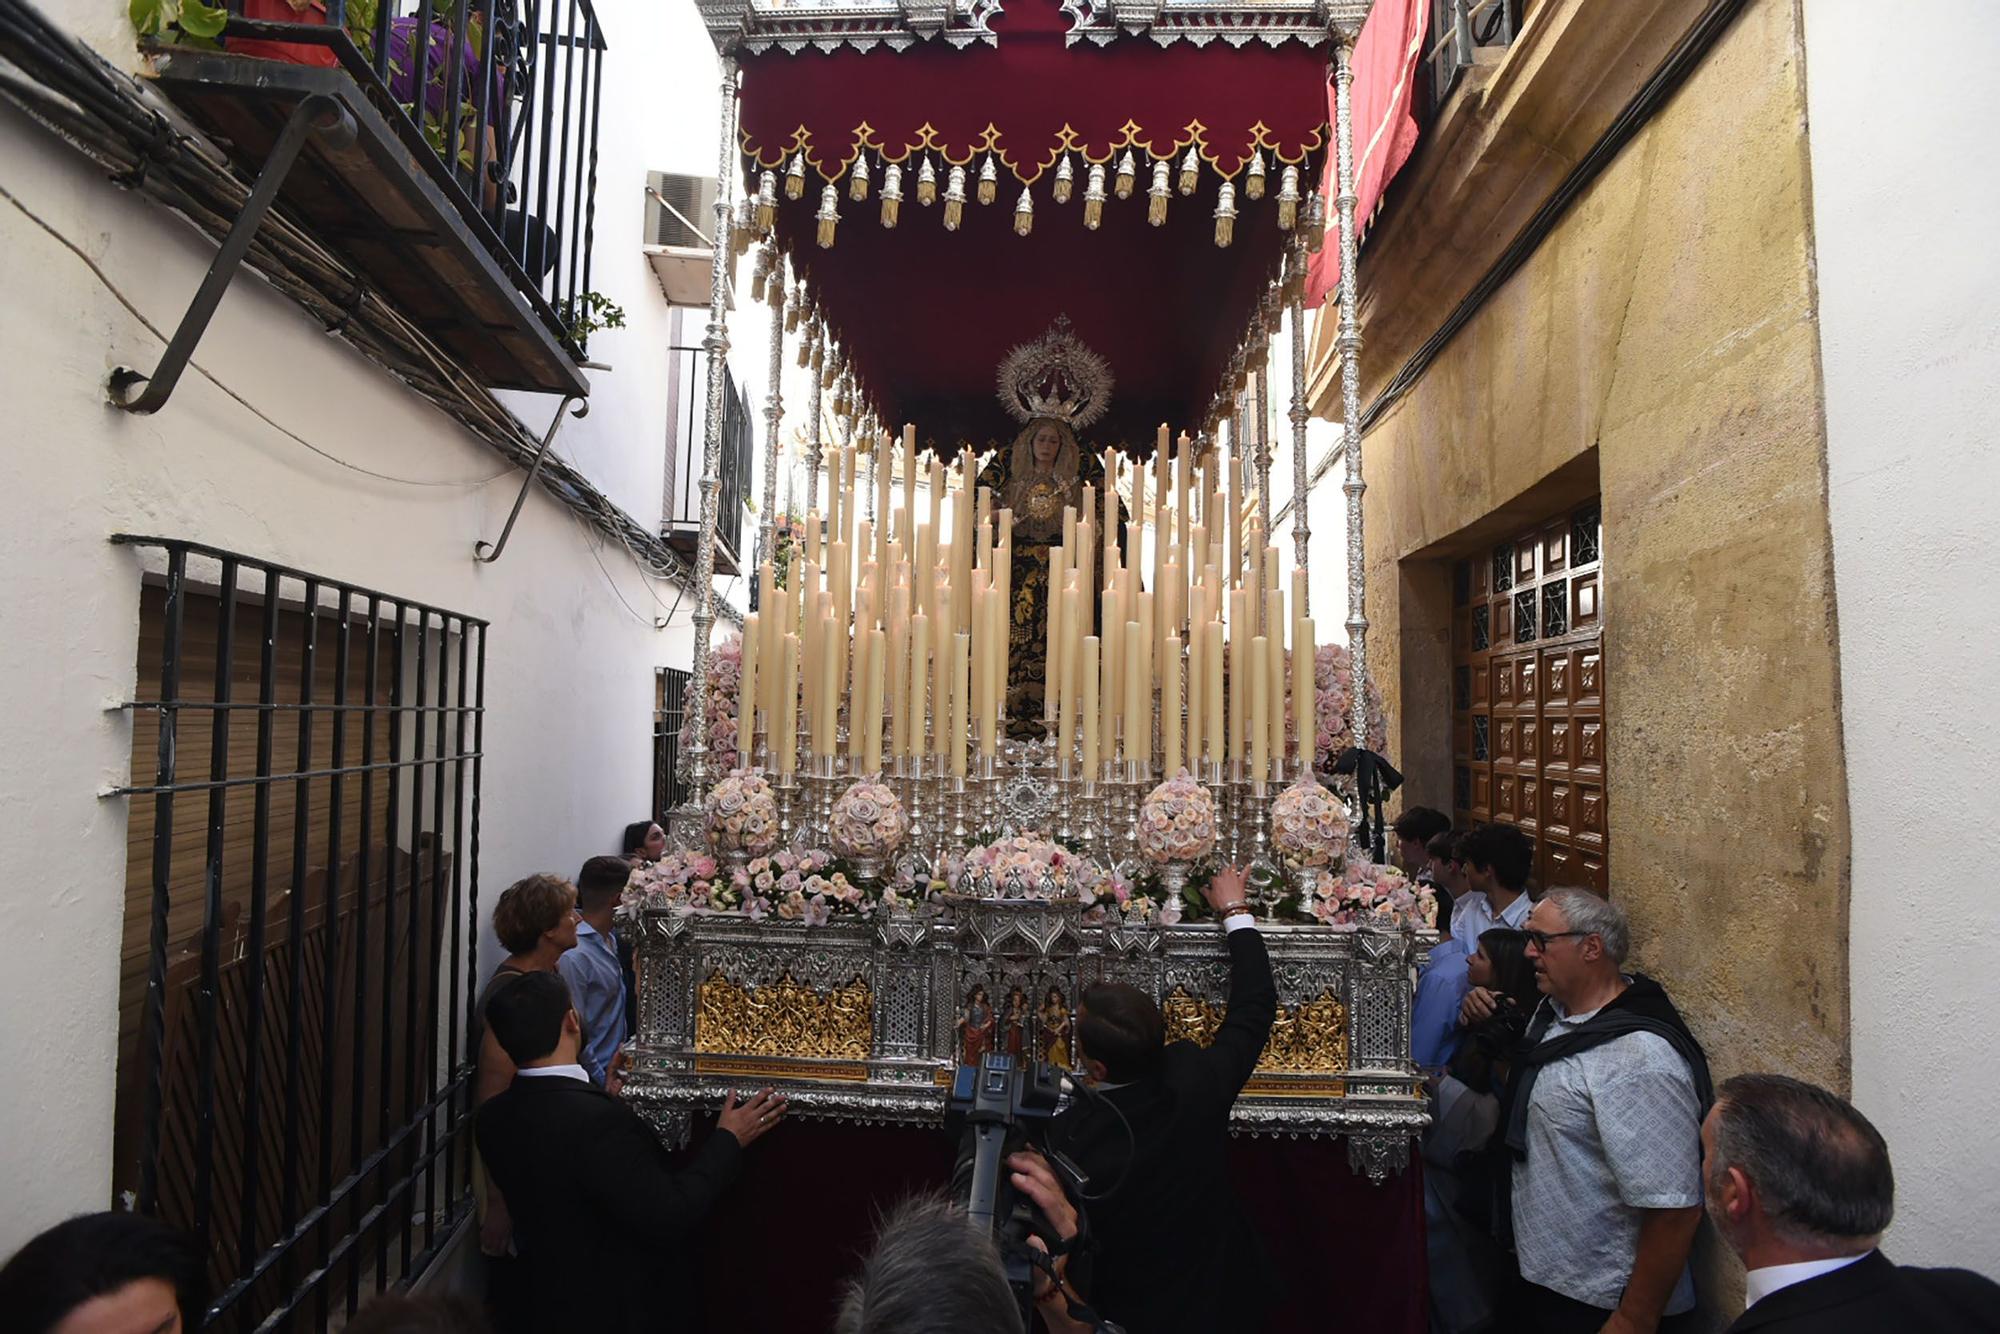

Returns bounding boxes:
[108,95,357,415]
[474,395,589,563]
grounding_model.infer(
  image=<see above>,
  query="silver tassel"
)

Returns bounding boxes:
[977,153,998,206]
[1305,188,1327,249]
[1245,149,1267,201]
[917,154,938,206]
[1277,164,1300,231]
[849,153,871,202]
[815,182,840,249]
[1115,149,1137,200]
[1147,158,1170,226]
[1213,180,1237,248]
[1083,162,1106,229]
[880,161,903,228]
[944,163,967,231]
[1178,146,1199,196]
[785,151,806,200]
[1053,154,1075,204]
[756,170,777,232]
[1014,184,1033,236]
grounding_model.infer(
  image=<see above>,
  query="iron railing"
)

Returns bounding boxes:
[108,537,487,1330]
[662,340,753,569]
[1428,0,1521,113]
[216,0,607,351]
[654,666,690,821]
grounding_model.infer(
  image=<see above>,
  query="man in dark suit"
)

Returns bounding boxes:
[1049,864,1276,1334]
[1705,1072,1999,1333]
[475,970,786,1334]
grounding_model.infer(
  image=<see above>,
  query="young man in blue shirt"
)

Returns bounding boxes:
[557,854,633,1085]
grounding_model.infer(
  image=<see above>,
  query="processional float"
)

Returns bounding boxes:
[624,0,1427,1179]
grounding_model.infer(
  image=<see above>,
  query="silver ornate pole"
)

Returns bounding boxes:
[681,56,740,812]
[806,325,825,513]
[1253,363,1273,539]
[1288,255,1311,616]
[1332,32,1368,757]
[756,250,786,574]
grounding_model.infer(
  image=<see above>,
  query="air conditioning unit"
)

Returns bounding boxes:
[646,171,717,249]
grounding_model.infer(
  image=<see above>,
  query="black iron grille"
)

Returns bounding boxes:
[108,536,486,1330]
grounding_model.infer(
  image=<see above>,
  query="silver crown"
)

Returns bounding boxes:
[995,315,1113,429]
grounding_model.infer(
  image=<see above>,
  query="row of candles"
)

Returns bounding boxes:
[730,423,1319,788]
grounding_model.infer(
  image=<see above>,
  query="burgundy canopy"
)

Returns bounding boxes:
[738,0,1332,451]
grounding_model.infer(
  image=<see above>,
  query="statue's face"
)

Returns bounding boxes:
[1032,422,1062,465]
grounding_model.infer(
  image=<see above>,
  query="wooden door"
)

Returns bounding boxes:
[1451,501,1607,893]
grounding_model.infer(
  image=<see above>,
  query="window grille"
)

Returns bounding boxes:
[655,666,690,819]
[108,537,486,1330]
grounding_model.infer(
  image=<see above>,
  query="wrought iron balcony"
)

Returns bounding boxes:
[141,0,608,397]
[661,334,753,578]
[1428,0,1521,113]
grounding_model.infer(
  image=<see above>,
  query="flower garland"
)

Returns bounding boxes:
[622,847,916,925]
[950,834,1090,900]
[705,634,743,774]
[1287,642,1389,774]
[1298,860,1438,930]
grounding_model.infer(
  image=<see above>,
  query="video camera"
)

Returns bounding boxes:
[945,1054,1070,1325]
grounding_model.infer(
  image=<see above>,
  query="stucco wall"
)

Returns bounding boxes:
[1356,0,1847,1098]
[0,0,753,1255]
[1804,0,2000,1272]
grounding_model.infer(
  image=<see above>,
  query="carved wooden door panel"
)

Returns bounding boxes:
[1452,501,1606,893]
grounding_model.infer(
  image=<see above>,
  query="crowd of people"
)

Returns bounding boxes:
[5,811,1996,1334]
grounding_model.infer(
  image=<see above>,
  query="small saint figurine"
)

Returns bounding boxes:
[1039,986,1072,1068]
[1002,986,1031,1060]
[957,984,996,1066]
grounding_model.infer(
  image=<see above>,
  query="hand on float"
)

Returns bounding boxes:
[717,1087,789,1147]
[605,1047,632,1098]
[1203,863,1252,917]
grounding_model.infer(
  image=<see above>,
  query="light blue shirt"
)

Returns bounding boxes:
[557,920,627,1085]
[1412,938,1471,1069]
[1449,887,1531,955]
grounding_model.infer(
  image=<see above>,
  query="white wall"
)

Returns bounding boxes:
[1804,0,2000,1271]
[1268,307,1352,647]
[0,0,744,1254]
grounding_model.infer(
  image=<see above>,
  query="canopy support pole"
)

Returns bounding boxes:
[807,326,825,515]
[757,250,787,575]
[681,56,740,816]
[1254,362,1274,538]
[1332,30,1372,811]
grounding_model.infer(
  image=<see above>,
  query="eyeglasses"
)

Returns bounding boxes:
[1524,929,1591,950]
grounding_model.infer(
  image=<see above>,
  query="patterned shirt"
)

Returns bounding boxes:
[1511,998,1702,1313]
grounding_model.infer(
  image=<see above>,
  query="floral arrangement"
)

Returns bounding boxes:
[829,777,909,864]
[1287,642,1389,774]
[1298,859,1438,930]
[706,634,743,774]
[1081,862,1186,928]
[623,847,912,925]
[704,769,778,857]
[1270,777,1352,870]
[952,835,1089,900]
[1138,770,1218,863]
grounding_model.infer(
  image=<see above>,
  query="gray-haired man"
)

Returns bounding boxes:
[1506,888,1713,1334]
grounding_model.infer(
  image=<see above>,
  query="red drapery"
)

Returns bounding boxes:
[1305,0,1426,307]
[738,0,1333,449]
[681,1118,1428,1332]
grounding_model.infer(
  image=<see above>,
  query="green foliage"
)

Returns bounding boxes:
[131,0,228,44]
[556,290,627,346]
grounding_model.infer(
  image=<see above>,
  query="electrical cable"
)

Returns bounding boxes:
[0,181,518,489]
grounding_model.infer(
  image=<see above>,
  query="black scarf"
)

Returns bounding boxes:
[1500,974,1713,1160]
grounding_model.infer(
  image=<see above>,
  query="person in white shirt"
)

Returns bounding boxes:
[1704,1073,2000,1333]
[1453,822,1535,1025]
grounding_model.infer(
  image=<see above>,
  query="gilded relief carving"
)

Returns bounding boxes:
[1160,985,1350,1075]
[695,970,873,1061]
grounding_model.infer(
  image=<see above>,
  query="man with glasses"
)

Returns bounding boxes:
[1502,889,1712,1334]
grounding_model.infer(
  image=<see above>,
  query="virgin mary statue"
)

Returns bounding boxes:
[976,319,1125,735]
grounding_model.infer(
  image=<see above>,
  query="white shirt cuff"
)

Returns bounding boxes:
[1223,912,1257,933]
